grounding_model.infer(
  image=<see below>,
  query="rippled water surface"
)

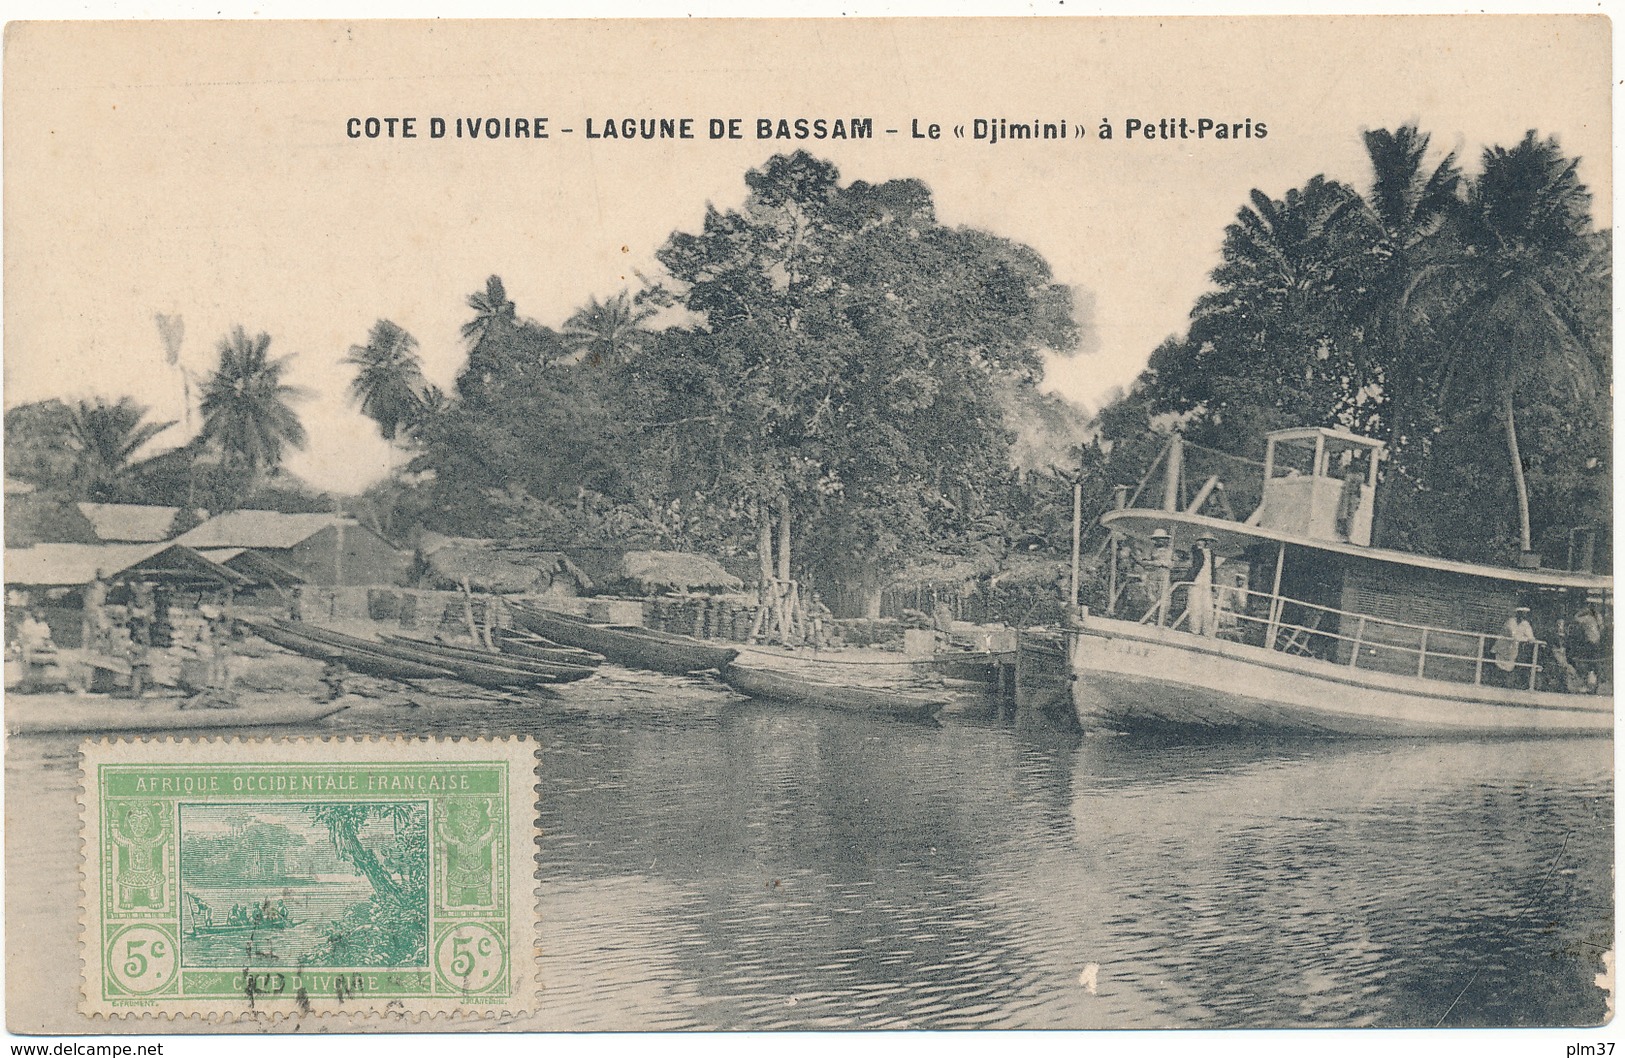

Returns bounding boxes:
[7,668,1613,1030]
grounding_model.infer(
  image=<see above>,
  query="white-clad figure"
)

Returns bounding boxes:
[1187,534,1218,637]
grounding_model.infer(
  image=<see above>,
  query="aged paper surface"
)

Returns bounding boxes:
[3,15,1613,1044]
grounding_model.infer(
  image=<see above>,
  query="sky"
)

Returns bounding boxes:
[3,16,1611,494]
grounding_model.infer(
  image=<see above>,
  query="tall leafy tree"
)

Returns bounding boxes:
[64,396,175,494]
[344,319,427,442]
[1147,174,1377,453]
[5,399,82,489]
[649,151,1077,608]
[1415,132,1603,554]
[198,326,309,481]
[563,290,655,366]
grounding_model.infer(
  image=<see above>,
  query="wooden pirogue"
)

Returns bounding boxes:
[7,693,348,736]
[510,603,739,675]
[243,618,458,680]
[243,618,580,690]
[492,628,606,666]
[721,663,948,723]
[378,632,600,678]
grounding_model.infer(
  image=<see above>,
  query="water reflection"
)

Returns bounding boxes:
[5,671,1613,1031]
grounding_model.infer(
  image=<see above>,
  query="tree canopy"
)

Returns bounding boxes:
[1099,125,1610,568]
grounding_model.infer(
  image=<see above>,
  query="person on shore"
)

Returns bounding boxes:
[1144,528,1175,624]
[127,582,154,647]
[1491,604,1537,688]
[81,569,109,654]
[287,584,305,623]
[19,608,57,688]
[199,605,234,693]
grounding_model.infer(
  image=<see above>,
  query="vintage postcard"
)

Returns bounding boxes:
[79,738,538,1020]
[3,14,1613,1042]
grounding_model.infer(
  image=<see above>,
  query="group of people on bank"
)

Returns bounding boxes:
[7,570,238,697]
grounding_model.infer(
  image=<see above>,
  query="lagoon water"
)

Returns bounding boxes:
[6,667,1613,1031]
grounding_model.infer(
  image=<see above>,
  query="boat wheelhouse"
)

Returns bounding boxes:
[1073,427,1612,737]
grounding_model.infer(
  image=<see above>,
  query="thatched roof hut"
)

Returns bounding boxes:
[417,533,592,595]
[618,550,742,594]
[990,554,1073,589]
[887,551,1001,590]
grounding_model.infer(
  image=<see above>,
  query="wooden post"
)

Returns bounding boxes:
[1475,635,1485,685]
[1528,641,1540,691]
[1348,616,1365,668]
[1106,534,1118,616]
[1070,479,1082,609]
[1416,629,1429,678]
[460,577,479,643]
[1265,543,1285,649]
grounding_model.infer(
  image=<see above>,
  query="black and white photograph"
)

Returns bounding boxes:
[0,13,1613,1048]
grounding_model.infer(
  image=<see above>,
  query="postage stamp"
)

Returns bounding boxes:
[79,738,537,1019]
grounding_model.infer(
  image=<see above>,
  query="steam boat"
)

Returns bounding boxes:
[1072,427,1612,737]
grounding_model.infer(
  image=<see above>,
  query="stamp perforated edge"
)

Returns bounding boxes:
[76,735,541,1023]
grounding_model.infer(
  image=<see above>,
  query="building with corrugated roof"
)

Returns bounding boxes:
[174,510,407,587]
[75,503,187,544]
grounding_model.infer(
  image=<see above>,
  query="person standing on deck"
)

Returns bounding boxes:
[1144,528,1175,624]
[1569,596,1605,692]
[1492,604,1537,688]
[1186,534,1218,636]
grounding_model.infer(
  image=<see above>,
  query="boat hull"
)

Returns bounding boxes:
[723,664,946,722]
[253,620,567,689]
[512,606,738,675]
[378,633,599,681]
[1070,614,1612,738]
[8,696,347,736]
[493,629,605,666]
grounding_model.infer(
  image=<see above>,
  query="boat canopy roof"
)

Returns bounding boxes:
[1102,507,1612,594]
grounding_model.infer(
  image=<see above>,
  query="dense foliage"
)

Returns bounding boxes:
[380,151,1081,611]
[1094,126,1610,568]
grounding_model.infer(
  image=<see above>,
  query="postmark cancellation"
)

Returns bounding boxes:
[78,737,538,1020]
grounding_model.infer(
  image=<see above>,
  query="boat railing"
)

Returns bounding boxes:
[1136,581,1547,691]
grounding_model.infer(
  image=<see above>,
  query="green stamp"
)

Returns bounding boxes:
[81,738,537,1018]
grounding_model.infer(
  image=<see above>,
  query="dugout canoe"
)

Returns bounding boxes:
[7,693,348,736]
[247,619,563,690]
[721,663,948,722]
[378,633,599,681]
[511,604,739,675]
[243,618,458,680]
[492,628,606,666]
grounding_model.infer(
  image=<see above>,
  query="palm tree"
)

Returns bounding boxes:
[198,326,309,480]
[1352,126,1463,543]
[562,290,655,366]
[64,396,175,493]
[343,319,427,442]
[1420,132,1602,555]
[461,275,516,353]
[1175,175,1368,437]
